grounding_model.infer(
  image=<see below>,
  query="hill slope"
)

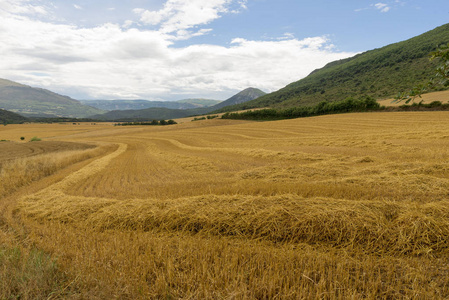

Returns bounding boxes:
[211,88,266,110]
[0,108,28,124]
[221,23,449,111]
[92,88,265,121]
[0,79,104,118]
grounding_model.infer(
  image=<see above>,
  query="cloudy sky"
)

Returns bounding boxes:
[0,0,448,101]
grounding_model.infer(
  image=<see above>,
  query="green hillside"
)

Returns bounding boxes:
[0,79,105,118]
[0,108,28,124]
[220,23,449,111]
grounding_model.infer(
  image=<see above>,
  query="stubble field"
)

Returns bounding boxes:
[1,112,449,299]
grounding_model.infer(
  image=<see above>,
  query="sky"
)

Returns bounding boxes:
[0,0,448,101]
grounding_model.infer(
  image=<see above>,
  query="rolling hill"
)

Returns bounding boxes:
[80,98,221,111]
[0,79,105,118]
[218,23,449,112]
[0,108,28,124]
[92,87,265,121]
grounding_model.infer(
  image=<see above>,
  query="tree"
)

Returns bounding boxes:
[394,43,449,103]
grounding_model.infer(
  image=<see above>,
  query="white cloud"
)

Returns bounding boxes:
[73,4,82,10]
[133,0,247,38]
[237,0,248,10]
[281,32,295,40]
[0,0,49,16]
[0,0,357,100]
[356,1,395,13]
[374,3,391,13]
[123,20,134,28]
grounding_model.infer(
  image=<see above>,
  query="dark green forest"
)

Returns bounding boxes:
[221,97,449,121]
[221,96,381,120]
[0,109,28,124]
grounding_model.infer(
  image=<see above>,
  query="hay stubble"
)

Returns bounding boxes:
[3,112,449,298]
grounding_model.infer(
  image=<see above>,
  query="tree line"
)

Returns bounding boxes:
[221,96,381,121]
[114,120,177,126]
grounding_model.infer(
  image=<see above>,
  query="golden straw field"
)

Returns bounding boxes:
[2,112,449,298]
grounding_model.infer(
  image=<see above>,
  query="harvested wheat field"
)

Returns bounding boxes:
[378,89,449,107]
[2,112,449,299]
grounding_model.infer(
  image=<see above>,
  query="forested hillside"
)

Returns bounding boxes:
[220,23,449,111]
[0,108,28,124]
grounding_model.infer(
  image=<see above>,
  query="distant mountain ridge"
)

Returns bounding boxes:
[0,79,104,118]
[92,87,266,121]
[212,88,266,110]
[80,98,221,111]
[219,23,449,111]
[174,99,222,107]
[92,107,192,121]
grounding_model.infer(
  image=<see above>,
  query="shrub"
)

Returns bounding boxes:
[192,117,206,121]
[30,136,41,142]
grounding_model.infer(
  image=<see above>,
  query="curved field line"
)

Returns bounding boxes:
[145,137,337,162]
[25,143,127,198]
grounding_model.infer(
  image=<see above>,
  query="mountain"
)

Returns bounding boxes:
[80,98,221,111]
[211,88,266,110]
[0,108,28,124]
[0,79,105,118]
[219,23,449,112]
[92,88,265,121]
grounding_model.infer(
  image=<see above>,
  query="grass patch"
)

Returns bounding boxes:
[0,246,71,299]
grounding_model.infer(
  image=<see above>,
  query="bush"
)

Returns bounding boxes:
[192,117,206,121]
[30,136,41,142]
